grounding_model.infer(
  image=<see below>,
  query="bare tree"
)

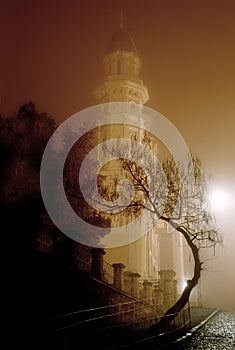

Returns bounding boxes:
[96,137,223,331]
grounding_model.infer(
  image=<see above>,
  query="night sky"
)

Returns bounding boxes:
[1,0,235,310]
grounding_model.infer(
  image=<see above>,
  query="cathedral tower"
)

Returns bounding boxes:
[95,14,149,105]
[92,14,185,303]
[94,15,160,283]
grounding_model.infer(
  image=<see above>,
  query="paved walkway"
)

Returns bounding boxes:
[169,310,235,350]
[153,307,219,349]
[190,306,218,328]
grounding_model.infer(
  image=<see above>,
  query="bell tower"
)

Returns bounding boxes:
[94,15,159,283]
[92,15,185,303]
[95,13,149,105]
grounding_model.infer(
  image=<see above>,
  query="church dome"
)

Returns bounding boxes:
[108,27,138,55]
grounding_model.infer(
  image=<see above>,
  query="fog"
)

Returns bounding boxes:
[1,0,235,311]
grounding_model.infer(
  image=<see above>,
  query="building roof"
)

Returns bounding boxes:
[108,24,138,55]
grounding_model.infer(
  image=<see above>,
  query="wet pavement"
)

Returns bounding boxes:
[166,311,235,350]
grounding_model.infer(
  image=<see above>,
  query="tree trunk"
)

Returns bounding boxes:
[155,222,202,332]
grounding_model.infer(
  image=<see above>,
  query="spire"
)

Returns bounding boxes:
[120,11,124,28]
[94,13,149,105]
[108,12,137,54]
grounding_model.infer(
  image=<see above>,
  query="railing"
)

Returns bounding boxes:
[35,231,52,253]
[38,299,191,332]
[103,260,114,285]
[139,278,160,298]
[72,245,115,286]
[34,301,191,349]
[39,298,158,330]
[73,244,92,273]
[168,303,191,330]
[74,256,92,274]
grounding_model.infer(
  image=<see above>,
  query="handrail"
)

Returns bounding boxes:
[42,297,156,322]
[39,301,190,337]
[47,303,191,338]
[50,303,157,332]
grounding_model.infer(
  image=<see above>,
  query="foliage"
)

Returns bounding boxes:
[97,136,223,330]
[0,102,56,203]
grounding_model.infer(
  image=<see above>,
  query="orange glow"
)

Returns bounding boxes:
[1,0,235,311]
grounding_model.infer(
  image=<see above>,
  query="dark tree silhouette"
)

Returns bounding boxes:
[0,102,59,317]
[96,137,222,331]
[0,102,56,203]
[1,103,111,330]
